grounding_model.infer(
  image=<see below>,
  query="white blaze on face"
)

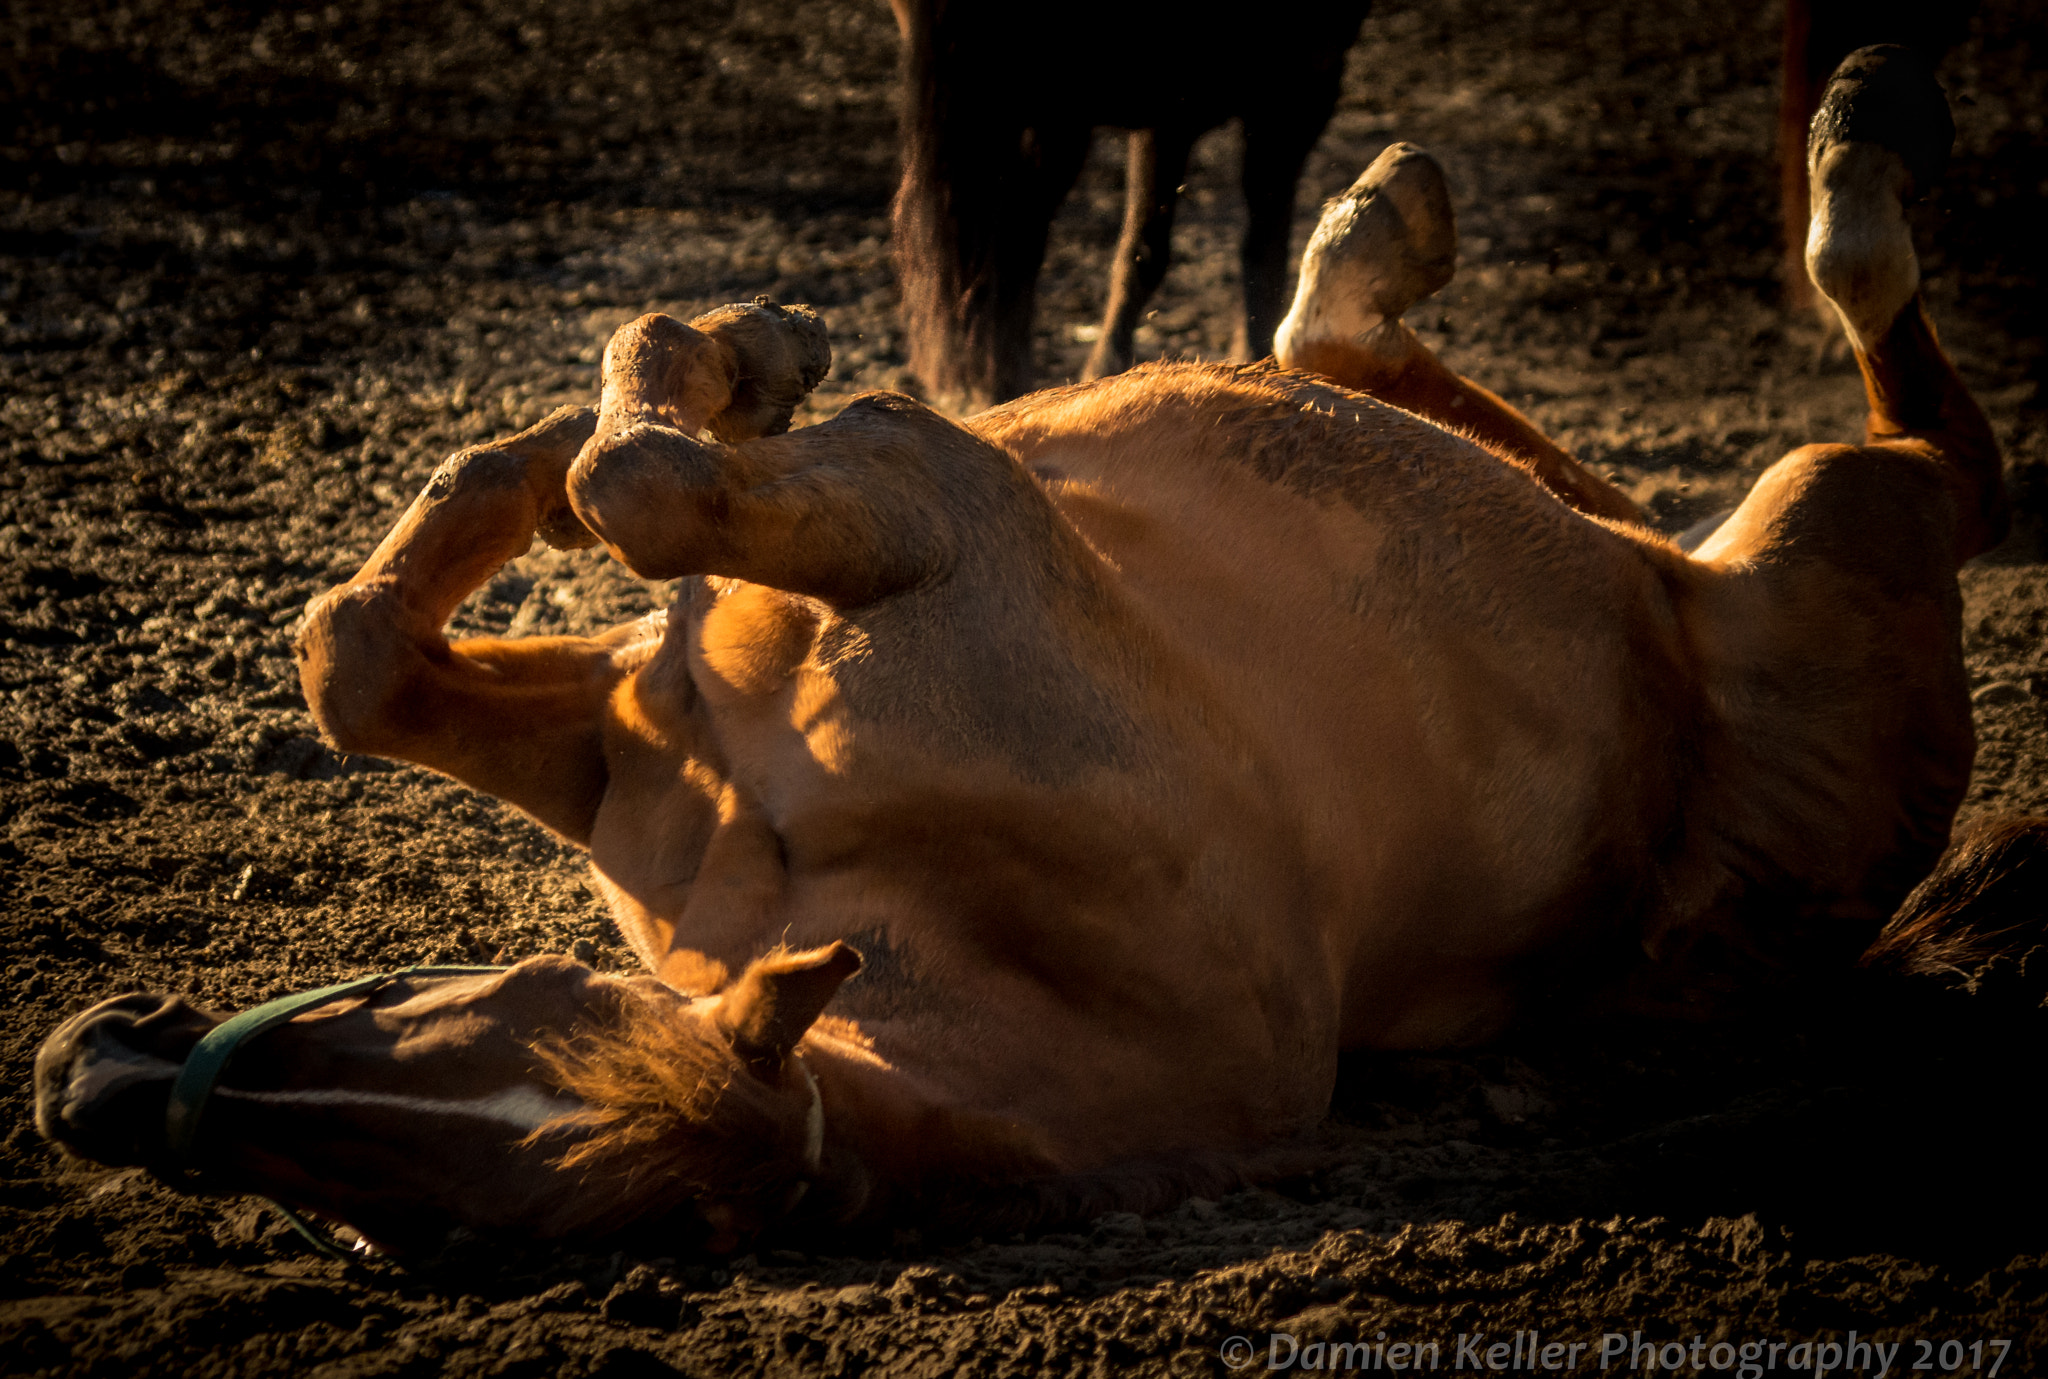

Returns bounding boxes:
[215,1083,580,1135]
[58,1033,580,1143]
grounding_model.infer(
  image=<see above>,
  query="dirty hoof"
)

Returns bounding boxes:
[1804,46,1953,351]
[693,299,834,442]
[1276,142,1456,367]
[596,301,831,448]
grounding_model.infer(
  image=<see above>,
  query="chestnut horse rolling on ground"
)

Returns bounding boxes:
[35,49,2028,1254]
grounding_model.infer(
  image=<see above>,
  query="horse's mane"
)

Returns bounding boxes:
[532,985,814,1238]
[535,981,1328,1244]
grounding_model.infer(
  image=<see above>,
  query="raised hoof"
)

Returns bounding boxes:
[1809,46,1954,201]
[1275,142,1456,365]
[1804,46,1953,351]
[692,299,833,442]
[598,301,831,449]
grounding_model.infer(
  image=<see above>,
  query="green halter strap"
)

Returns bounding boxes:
[164,964,510,1261]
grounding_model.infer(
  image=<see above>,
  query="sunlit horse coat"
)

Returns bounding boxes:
[34,47,2017,1252]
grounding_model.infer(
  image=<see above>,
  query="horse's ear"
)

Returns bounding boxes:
[714,941,862,1080]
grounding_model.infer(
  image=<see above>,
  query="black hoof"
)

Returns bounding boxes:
[1809,45,1954,202]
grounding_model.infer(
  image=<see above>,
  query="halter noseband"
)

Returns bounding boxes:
[163,964,510,1259]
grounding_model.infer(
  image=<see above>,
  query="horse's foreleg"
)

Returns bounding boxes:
[575,307,1022,606]
[1276,144,1644,525]
[298,406,629,841]
[1083,128,1194,381]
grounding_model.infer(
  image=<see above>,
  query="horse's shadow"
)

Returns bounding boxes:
[1319,976,2048,1266]
[379,972,2045,1312]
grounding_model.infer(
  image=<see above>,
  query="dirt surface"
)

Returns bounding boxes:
[5,0,2048,1374]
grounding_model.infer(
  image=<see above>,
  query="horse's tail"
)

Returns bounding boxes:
[1859,813,2048,1003]
[888,0,962,408]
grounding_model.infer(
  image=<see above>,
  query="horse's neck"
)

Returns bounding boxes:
[798,1032,1064,1228]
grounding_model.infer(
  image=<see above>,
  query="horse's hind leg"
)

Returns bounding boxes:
[1812,48,2005,557]
[1274,145,1644,526]
[1698,45,2007,569]
[1647,48,2006,986]
[573,306,1063,608]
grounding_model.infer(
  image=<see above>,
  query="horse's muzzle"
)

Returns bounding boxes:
[35,992,220,1167]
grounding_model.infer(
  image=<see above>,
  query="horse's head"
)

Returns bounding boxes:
[34,944,861,1252]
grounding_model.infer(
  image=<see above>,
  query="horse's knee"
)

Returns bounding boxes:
[567,427,731,582]
[301,437,577,750]
[296,580,412,756]
[568,394,975,605]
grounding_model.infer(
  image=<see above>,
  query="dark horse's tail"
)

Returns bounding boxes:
[1860,813,2048,1003]
[889,0,960,408]
[887,1,1081,412]
[889,0,1053,413]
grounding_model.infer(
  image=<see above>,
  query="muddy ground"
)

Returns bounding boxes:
[4,0,2048,1373]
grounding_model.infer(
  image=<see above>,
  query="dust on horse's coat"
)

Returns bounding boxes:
[34,47,2019,1253]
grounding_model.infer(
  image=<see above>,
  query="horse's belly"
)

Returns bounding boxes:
[1040,428,1677,1041]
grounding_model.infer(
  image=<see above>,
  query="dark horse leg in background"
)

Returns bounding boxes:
[1081,23,1356,382]
[1083,127,1196,381]
[891,0,1092,411]
[974,124,1095,406]
[1082,48,1349,383]
[891,0,1368,410]
[1236,58,1352,362]
[894,106,1091,411]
